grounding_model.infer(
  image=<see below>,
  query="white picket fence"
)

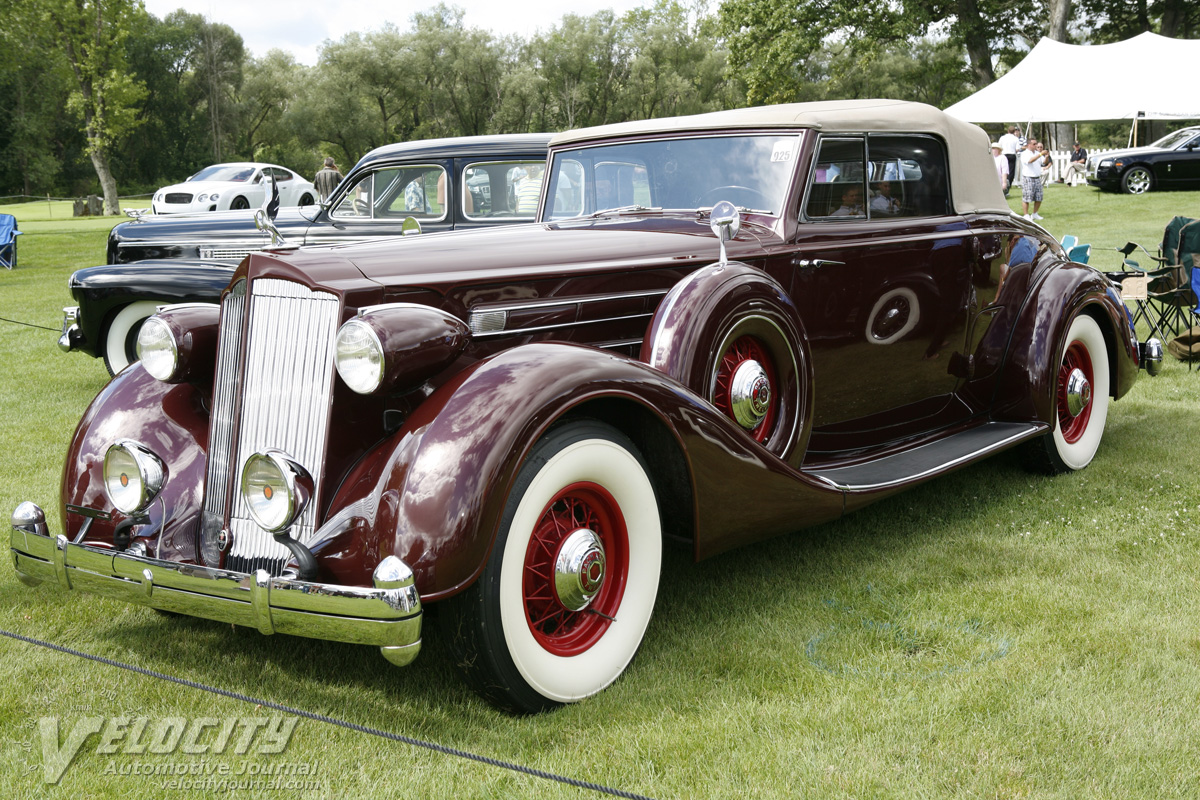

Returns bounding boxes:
[1016,148,1121,185]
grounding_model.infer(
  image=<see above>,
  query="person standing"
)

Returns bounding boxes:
[314,157,343,203]
[998,126,1021,197]
[991,143,1010,196]
[1020,138,1046,221]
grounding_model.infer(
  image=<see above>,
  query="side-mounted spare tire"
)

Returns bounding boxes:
[642,262,811,466]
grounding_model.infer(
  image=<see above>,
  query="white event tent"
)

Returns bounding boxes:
[945,32,1200,123]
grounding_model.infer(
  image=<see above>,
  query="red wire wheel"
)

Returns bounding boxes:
[522,481,629,656]
[712,334,778,443]
[1056,340,1093,444]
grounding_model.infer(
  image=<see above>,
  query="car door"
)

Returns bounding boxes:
[455,158,548,229]
[784,134,975,451]
[1165,134,1200,187]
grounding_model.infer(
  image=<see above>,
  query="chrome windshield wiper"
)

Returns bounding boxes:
[590,204,662,218]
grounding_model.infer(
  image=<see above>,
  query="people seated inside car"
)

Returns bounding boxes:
[831,184,864,216]
[870,181,901,215]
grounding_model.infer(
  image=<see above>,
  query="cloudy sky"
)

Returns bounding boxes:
[142,1,657,65]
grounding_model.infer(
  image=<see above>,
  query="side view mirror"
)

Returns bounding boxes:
[710,200,740,265]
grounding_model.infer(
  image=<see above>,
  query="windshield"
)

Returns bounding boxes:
[544,134,800,220]
[190,165,258,182]
[1152,128,1199,150]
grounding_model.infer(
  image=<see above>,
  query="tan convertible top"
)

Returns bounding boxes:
[549,99,1009,216]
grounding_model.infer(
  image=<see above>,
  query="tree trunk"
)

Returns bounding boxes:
[1160,0,1186,37]
[88,141,120,216]
[1047,0,1072,42]
[956,0,996,88]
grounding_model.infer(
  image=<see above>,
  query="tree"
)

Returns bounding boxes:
[717,0,1036,104]
[45,0,148,214]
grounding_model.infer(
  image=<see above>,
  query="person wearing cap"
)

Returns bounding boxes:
[314,157,343,203]
[997,125,1021,195]
[991,142,1010,195]
[1059,142,1089,185]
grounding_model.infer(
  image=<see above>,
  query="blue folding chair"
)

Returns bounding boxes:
[0,214,21,270]
[1067,243,1090,264]
[1061,234,1077,252]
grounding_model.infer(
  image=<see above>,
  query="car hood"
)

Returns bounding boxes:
[335,216,777,287]
[113,207,318,241]
[1091,145,1168,162]
[157,180,257,195]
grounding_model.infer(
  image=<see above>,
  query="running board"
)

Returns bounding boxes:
[809,421,1047,492]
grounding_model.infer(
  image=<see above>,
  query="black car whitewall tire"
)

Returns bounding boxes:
[1024,313,1110,473]
[104,301,160,375]
[450,420,661,713]
[1121,166,1153,195]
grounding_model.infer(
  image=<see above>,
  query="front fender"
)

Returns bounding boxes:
[992,260,1138,425]
[320,343,844,600]
[59,365,209,560]
[69,261,235,357]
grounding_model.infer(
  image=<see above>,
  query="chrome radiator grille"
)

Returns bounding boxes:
[200,277,341,572]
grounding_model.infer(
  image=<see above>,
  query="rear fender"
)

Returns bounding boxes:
[992,260,1138,424]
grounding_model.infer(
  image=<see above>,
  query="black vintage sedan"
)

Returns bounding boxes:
[1087,125,1200,194]
[62,133,552,374]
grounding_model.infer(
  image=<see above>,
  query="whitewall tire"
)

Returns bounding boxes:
[104,301,160,376]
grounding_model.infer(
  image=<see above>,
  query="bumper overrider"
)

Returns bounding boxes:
[10,502,423,666]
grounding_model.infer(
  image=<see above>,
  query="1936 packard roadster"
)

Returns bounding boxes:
[12,101,1160,713]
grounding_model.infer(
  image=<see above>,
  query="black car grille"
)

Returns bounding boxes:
[165,193,193,204]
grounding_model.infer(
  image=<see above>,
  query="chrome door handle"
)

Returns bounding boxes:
[792,257,844,269]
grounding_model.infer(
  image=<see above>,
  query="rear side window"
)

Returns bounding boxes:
[462,160,546,220]
[806,134,950,220]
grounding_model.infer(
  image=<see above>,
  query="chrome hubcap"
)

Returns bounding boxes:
[1065,368,1091,417]
[553,528,606,612]
[730,360,772,429]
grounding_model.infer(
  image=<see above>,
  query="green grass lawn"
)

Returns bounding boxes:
[0,187,1198,799]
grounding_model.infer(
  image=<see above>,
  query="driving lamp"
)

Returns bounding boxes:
[103,440,166,514]
[241,451,313,533]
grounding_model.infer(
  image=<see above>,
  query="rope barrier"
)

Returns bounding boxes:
[0,628,657,800]
[0,317,59,332]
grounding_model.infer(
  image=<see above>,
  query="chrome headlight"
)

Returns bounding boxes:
[104,440,166,514]
[196,193,209,202]
[334,319,385,394]
[137,316,179,380]
[136,304,220,383]
[209,193,219,202]
[1100,158,1113,168]
[241,451,313,533]
[335,304,471,396]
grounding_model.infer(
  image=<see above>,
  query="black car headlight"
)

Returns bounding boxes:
[104,440,166,514]
[334,303,471,395]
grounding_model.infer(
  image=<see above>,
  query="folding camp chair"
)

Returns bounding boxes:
[1067,243,1090,263]
[1061,234,1077,252]
[0,214,21,270]
[1115,217,1200,339]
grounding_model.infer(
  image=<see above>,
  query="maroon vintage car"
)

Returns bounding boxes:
[11,100,1160,713]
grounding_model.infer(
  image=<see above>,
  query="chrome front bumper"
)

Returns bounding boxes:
[10,502,422,666]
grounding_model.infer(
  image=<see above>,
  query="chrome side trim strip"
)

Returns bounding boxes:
[469,311,656,339]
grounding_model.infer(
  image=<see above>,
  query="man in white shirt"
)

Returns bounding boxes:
[1020,138,1047,221]
[998,126,1021,196]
